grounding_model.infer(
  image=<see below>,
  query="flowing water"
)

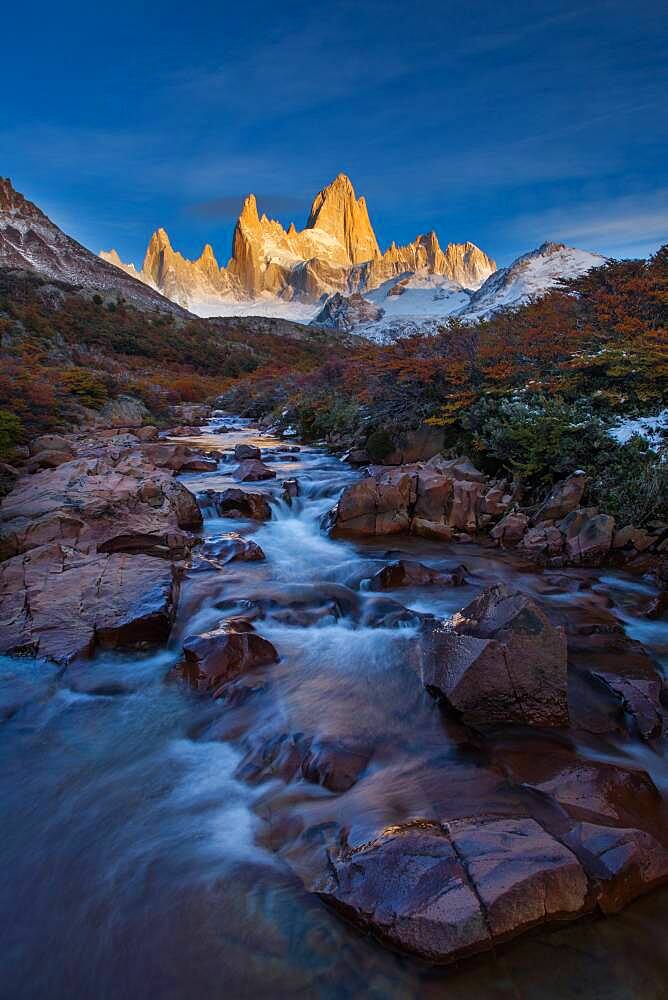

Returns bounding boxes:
[1,418,667,999]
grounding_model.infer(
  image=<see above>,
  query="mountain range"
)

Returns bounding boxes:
[0,174,607,340]
[101,173,498,320]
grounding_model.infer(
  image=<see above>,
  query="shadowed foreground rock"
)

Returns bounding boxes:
[421,584,569,727]
[316,818,589,963]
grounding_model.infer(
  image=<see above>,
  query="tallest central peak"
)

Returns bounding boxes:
[306,173,380,264]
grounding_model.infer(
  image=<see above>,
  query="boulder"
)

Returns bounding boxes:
[204,488,272,521]
[180,620,279,697]
[426,455,486,483]
[410,519,453,542]
[317,817,588,964]
[282,478,300,503]
[563,822,668,914]
[179,456,218,473]
[29,434,74,456]
[561,510,615,566]
[95,395,150,429]
[447,479,484,533]
[519,524,564,562]
[330,468,416,536]
[235,459,276,482]
[200,534,265,564]
[369,560,465,590]
[135,425,159,442]
[0,544,178,663]
[421,584,569,727]
[490,512,529,547]
[167,425,202,437]
[533,472,586,523]
[382,425,444,465]
[26,449,75,472]
[234,443,262,461]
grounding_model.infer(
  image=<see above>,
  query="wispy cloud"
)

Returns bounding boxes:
[509,189,668,256]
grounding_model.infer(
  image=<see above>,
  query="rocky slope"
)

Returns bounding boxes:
[313,241,607,340]
[0,178,187,316]
[464,241,607,320]
[102,173,496,315]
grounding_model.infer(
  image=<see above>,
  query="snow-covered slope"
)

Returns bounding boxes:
[463,242,606,320]
[0,178,186,315]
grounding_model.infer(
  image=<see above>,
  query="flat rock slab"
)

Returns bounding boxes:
[317,817,589,964]
[0,543,178,664]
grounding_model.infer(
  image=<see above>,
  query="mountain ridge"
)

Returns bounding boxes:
[101,173,497,315]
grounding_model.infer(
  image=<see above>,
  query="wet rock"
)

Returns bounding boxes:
[237,733,372,793]
[180,620,279,697]
[0,544,178,663]
[563,822,668,913]
[641,591,668,619]
[181,458,218,474]
[201,534,265,564]
[282,479,299,503]
[317,817,588,964]
[421,584,569,727]
[490,512,529,547]
[590,667,662,739]
[235,459,276,482]
[234,443,261,461]
[369,560,465,590]
[533,472,586,523]
[204,488,272,521]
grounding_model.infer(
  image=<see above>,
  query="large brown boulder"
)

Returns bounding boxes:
[234,443,262,460]
[317,817,588,964]
[180,620,279,697]
[331,468,416,536]
[0,544,178,663]
[533,472,587,523]
[204,488,272,521]
[421,584,569,727]
[29,434,75,457]
[235,459,276,482]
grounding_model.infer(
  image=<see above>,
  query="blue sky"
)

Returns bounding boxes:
[2,0,666,267]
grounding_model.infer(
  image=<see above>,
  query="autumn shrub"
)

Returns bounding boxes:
[58,369,110,409]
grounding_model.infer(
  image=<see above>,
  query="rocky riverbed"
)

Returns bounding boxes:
[1,412,667,998]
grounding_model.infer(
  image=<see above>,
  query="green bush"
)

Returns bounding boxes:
[0,408,22,459]
[366,428,395,462]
